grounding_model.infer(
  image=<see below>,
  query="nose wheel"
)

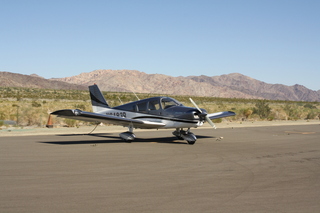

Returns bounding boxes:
[172,128,197,145]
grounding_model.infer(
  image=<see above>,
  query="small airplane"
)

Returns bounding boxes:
[51,84,235,144]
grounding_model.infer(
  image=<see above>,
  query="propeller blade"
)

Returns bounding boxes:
[189,98,216,129]
[206,116,216,129]
[189,98,202,113]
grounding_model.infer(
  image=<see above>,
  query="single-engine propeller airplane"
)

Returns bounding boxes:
[51,84,235,144]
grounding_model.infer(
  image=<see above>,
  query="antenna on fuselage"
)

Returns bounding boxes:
[118,97,123,105]
[131,90,140,101]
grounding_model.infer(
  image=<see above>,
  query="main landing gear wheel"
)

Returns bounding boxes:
[119,131,136,142]
[172,128,197,145]
[187,140,195,145]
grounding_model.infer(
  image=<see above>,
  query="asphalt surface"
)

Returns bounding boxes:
[1,124,320,212]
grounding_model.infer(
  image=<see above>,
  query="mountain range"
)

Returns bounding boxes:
[0,71,86,90]
[1,70,319,102]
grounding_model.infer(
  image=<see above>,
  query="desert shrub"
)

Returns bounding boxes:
[212,118,222,123]
[306,110,318,120]
[304,103,316,109]
[74,104,87,110]
[32,101,42,107]
[253,100,271,119]
[64,119,78,127]
[20,107,40,126]
[306,112,314,120]
[243,108,253,119]
[282,104,303,120]
[267,116,274,121]
[0,111,5,120]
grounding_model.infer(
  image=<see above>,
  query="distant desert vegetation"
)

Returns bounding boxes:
[0,87,319,127]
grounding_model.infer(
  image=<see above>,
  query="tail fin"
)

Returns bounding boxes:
[89,84,110,112]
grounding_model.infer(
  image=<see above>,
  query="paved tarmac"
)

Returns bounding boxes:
[1,124,320,212]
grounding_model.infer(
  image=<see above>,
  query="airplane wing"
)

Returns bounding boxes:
[51,109,165,129]
[207,111,236,120]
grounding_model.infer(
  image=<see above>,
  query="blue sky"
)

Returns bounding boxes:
[1,0,319,90]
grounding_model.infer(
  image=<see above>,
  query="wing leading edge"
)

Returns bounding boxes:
[51,109,165,129]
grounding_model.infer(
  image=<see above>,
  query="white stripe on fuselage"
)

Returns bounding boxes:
[97,108,203,129]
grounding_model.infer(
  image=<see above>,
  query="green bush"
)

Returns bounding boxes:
[306,111,317,120]
[64,119,78,127]
[253,100,271,119]
[304,103,316,109]
[212,118,222,123]
[32,101,42,107]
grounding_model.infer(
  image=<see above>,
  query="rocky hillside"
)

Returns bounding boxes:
[52,70,258,99]
[1,70,319,101]
[0,72,86,90]
[187,73,320,102]
[53,69,320,102]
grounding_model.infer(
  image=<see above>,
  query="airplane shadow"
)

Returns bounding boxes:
[54,133,114,137]
[39,133,215,145]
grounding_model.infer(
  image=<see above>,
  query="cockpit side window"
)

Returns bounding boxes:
[137,102,147,113]
[161,98,182,109]
[132,105,138,112]
[148,100,161,111]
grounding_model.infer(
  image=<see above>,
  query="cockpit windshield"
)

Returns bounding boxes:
[161,98,183,109]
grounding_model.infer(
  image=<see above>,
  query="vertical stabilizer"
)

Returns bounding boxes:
[89,84,110,112]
